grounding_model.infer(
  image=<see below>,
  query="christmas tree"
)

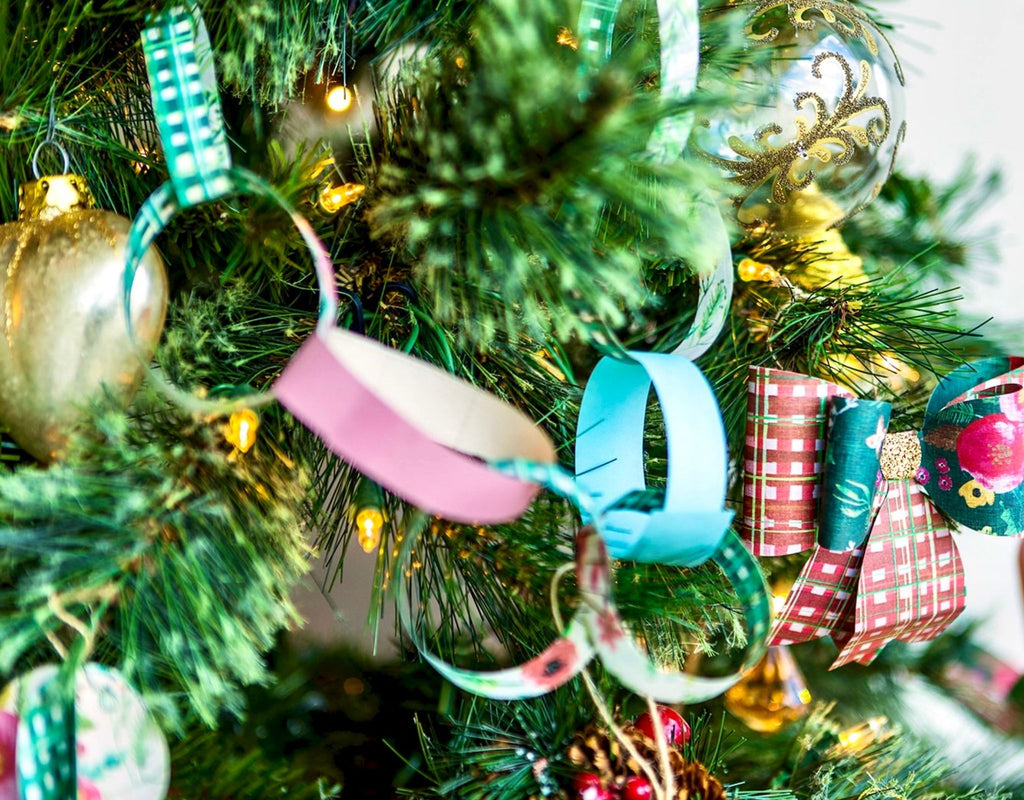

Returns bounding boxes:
[0,0,1021,798]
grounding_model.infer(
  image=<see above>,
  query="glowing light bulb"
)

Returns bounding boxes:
[737,257,779,283]
[326,85,354,113]
[556,26,579,49]
[836,717,889,754]
[225,409,260,453]
[356,507,385,553]
[318,182,365,213]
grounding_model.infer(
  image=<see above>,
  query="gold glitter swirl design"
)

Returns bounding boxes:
[745,0,904,86]
[697,52,891,210]
[748,1,877,51]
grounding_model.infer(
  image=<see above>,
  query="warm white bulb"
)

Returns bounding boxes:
[326,85,353,113]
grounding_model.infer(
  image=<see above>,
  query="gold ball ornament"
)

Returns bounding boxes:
[692,1,906,235]
[0,174,168,461]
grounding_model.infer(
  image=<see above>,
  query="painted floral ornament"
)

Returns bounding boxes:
[0,664,169,800]
[920,357,1024,536]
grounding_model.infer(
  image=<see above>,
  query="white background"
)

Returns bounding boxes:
[293,0,1024,671]
[893,0,1024,670]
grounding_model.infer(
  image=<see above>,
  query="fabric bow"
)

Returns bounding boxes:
[737,363,1012,667]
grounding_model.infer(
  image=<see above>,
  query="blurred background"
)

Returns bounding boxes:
[893,0,1024,671]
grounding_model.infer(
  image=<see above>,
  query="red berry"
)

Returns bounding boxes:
[623,776,654,800]
[573,772,613,800]
[634,706,690,746]
[957,413,1024,493]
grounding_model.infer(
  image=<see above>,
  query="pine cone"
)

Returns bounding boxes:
[623,723,689,776]
[567,724,620,778]
[674,760,726,800]
[568,723,726,800]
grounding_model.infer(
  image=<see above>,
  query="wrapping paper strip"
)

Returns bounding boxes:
[141,5,232,205]
[13,672,76,800]
[920,356,1024,535]
[577,0,733,359]
[274,330,556,525]
[829,480,965,666]
[575,352,733,566]
[408,461,770,702]
[745,360,1024,667]
[818,396,892,551]
[3,664,170,800]
[741,367,853,556]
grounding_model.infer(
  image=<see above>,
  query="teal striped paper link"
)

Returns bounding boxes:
[577,0,622,64]
[142,5,232,207]
[16,673,76,800]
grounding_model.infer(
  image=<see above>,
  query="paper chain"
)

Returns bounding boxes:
[122,3,773,705]
[127,1,1024,707]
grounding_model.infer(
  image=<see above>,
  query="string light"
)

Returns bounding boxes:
[737,257,780,283]
[356,507,385,553]
[326,85,354,113]
[353,477,386,553]
[835,717,890,754]
[556,26,579,49]
[224,409,260,454]
[319,182,365,213]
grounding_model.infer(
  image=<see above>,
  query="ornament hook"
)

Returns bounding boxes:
[31,101,69,178]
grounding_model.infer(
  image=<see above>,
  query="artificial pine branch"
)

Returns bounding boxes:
[0,388,311,728]
[365,0,714,347]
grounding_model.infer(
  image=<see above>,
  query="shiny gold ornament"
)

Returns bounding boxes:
[318,182,365,213]
[0,174,168,461]
[793,228,867,289]
[224,408,260,454]
[724,645,812,733]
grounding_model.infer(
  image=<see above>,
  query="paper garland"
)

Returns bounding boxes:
[578,0,734,359]
[130,3,771,705]
[273,328,557,525]
[123,0,770,704]
[575,353,733,566]
[0,664,169,800]
[407,461,770,703]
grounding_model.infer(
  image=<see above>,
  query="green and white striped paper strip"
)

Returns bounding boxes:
[141,5,232,206]
[576,0,733,360]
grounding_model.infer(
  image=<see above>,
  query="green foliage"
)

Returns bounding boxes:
[366,0,712,346]
[844,164,1002,287]
[0,390,311,728]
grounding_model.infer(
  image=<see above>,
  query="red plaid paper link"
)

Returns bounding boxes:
[769,545,863,647]
[741,367,853,557]
[830,479,966,668]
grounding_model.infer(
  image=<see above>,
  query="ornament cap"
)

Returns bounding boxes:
[18,174,95,221]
